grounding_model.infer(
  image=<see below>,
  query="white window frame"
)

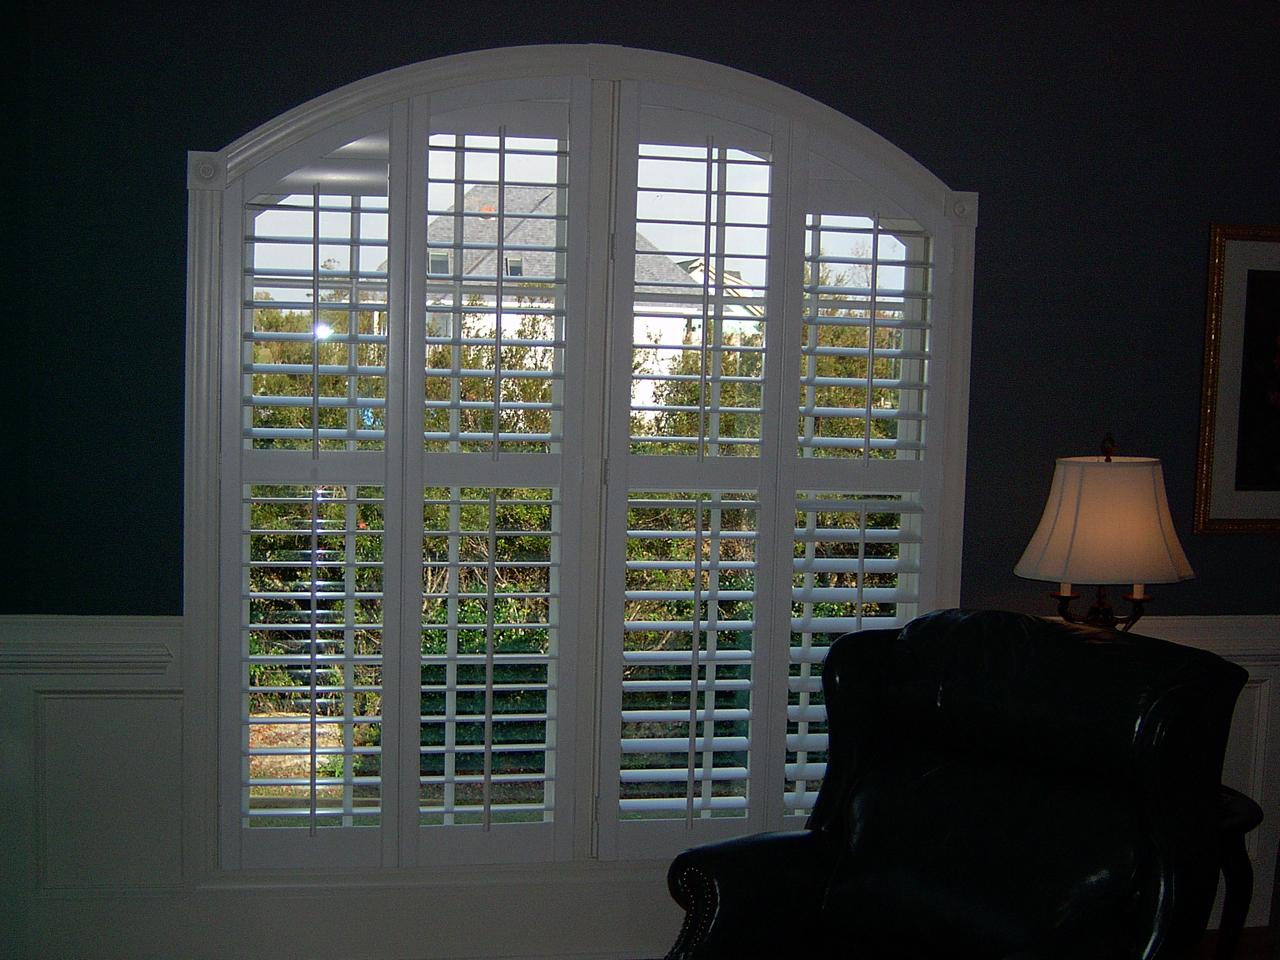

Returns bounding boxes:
[184,44,976,877]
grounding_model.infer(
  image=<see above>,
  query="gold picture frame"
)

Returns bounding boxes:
[1194,223,1280,533]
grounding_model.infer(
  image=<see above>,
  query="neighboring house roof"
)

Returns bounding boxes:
[426,184,695,290]
[427,184,559,279]
[673,258,765,318]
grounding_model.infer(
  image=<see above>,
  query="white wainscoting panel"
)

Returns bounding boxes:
[1140,615,1280,929]
[0,613,1275,959]
[37,691,184,890]
[1223,677,1270,837]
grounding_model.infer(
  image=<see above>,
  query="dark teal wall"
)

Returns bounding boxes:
[14,1,1280,615]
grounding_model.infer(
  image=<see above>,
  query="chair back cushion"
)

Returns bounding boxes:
[825,752,1140,954]
[811,609,1247,956]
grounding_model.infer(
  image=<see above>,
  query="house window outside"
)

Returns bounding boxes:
[190,49,974,870]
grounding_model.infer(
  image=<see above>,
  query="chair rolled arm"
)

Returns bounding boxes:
[665,830,841,959]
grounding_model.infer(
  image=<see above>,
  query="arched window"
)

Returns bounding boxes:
[186,45,976,870]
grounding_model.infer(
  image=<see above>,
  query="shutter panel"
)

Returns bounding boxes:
[604,95,783,857]
[779,192,935,819]
[420,487,558,826]
[784,493,920,816]
[236,124,394,852]
[425,130,567,454]
[800,214,931,459]
[630,139,771,457]
[620,491,757,819]
[243,484,385,827]
[243,134,390,451]
[413,92,578,858]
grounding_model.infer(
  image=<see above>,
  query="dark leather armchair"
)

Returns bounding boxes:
[666,609,1248,959]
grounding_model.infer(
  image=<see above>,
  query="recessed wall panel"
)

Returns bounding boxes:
[38,692,183,889]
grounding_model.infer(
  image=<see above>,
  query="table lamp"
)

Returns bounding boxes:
[1014,442,1194,630]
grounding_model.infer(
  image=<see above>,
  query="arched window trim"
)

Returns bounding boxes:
[214,46,962,217]
[185,43,977,877]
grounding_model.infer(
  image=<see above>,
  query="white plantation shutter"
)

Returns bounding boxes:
[424,124,568,453]
[242,136,390,451]
[607,126,942,853]
[616,131,773,829]
[800,212,930,459]
[198,51,973,872]
[409,89,581,863]
[784,493,921,817]
[222,88,585,867]
[773,175,936,822]
[630,138,771,456]
[225,117,398,868]
[597,88,792,859]
[243,484,386,827]
[620,491,757,819]
[420,486,559,827]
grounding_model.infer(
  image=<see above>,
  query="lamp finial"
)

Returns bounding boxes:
[1100,433,1116,462]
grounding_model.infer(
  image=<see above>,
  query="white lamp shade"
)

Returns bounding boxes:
[1014,457,1194,586]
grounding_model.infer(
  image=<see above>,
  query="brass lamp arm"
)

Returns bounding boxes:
[1051,585,1149,632]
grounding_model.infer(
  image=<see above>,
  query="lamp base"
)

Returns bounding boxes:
[1051,585,1149,631]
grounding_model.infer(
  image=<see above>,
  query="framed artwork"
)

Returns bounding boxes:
[1195,223,1280,533]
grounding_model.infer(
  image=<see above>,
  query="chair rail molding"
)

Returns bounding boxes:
[0,616,181,674]
[1134,615,1279,662]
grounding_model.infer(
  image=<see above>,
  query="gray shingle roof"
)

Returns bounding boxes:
[426,184,694,289]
